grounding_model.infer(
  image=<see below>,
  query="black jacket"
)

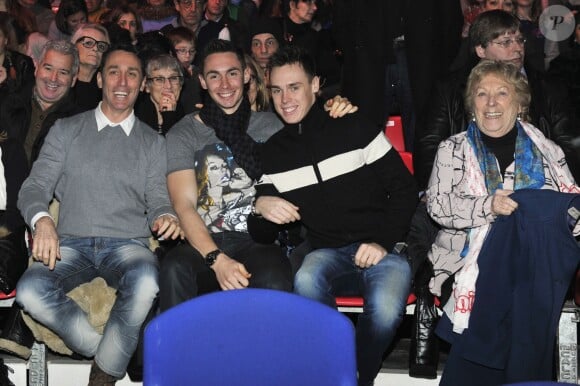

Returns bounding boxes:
[0,84,79,164]
[0,50,35,107]
[248,105,417,251]
[414,63,580,189]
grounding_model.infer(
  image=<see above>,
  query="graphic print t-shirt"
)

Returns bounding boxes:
[166,111,283,233]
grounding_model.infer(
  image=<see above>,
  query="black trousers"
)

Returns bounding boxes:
[159,231,292,312]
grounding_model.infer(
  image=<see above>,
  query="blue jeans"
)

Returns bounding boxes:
[16,237,159,378]
[294,243,411,385]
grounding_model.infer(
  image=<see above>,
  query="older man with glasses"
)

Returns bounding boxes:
[71,23,111,112]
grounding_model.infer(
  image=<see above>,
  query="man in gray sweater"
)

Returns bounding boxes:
[16,45,182,386]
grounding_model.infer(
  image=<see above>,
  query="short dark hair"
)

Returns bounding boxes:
[199,39,245,74]
[100,43,143,76]
[469,10,521,52]
[165,26,196,47]
[268,45,316,80]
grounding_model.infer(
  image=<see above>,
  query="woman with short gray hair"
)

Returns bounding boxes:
[135,54,185,135]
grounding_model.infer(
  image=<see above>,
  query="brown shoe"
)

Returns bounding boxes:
[87,362,117,386]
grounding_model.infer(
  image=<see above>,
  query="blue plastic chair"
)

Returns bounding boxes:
[144,288,357,386]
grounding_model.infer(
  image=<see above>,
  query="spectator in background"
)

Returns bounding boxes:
[135,54,185,134]
[248,16,281,82]
[48,0,88,40]
[166,25,196,75]
[196,0,247,59]
[1,40,79,165]
[485,0,515,11]
[164,26,202,113]
[281,0,341,99]
[138,0,177,32]
[160,0,203,36]
[70,23,110,111]
[15,0,52,35]
[0,12,34,106]
[105,5,142,45]
[244,53,269,111]
[514,0,545,71]
[86,0,108,23]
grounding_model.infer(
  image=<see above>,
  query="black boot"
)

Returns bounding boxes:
[409,284,440,378]
[0,304,34,359]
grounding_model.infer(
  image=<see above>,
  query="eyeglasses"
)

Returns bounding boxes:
[147,75,184,86]
[76,36,110,53]
[178,0,202,9]
[490,36,526,48]
[175,48,196,56]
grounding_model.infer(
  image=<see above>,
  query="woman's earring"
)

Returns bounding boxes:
[516,112,522,121]
[471,113,476,122]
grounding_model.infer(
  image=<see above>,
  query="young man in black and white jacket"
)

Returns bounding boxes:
[248,46,417,386]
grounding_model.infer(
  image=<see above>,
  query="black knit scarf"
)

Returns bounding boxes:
[199,95,262,180]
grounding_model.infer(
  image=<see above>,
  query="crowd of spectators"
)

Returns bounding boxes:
[0,0,579,385]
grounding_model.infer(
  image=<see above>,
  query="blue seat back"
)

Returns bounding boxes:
[144,288,357,386]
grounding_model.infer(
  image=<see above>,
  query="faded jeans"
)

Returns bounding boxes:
[16,237,158,378]
[294,242,411,385]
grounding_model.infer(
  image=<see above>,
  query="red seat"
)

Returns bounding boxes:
[0,290,16,300]
[336,293,439,313]
[0,289,16,308]
[336,294,417,309]
[385,116,405,152]
[399,151,414,174]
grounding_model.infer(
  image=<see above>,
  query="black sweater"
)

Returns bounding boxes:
[248,105,417,251]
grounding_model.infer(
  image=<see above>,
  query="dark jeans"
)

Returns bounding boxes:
[159,231,293,312]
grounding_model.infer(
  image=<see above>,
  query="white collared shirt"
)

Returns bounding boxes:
[95,102,136,136]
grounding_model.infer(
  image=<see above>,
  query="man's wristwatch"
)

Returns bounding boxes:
[205,249,222,267]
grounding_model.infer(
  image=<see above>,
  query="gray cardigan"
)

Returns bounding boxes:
[18,110,175,242]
